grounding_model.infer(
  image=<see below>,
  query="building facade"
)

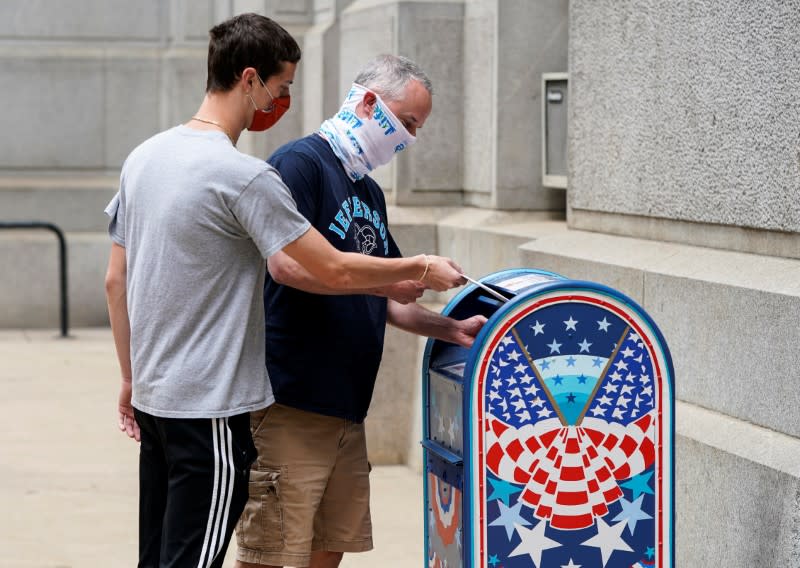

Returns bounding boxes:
[1,1,799,564]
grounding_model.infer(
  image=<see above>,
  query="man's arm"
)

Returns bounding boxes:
[280,226,464,292]
[104,243,140,441]
[268,250,425,303]
[387,300,488,348]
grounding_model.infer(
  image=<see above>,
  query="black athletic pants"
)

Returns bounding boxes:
[134,409,256,568]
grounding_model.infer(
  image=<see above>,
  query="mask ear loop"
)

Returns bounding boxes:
[254,73,276,113]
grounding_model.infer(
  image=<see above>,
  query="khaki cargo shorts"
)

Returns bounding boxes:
[235,403,373,567]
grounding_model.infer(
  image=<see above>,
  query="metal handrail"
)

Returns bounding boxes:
[0,222,69,337]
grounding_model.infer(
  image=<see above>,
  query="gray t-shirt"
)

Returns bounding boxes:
[105,125,310,418]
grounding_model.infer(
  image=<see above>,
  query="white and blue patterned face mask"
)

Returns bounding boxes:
[319,83,416,182]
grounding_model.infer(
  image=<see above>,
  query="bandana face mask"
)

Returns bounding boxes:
[247,75,291,131]
[318,83,416,181]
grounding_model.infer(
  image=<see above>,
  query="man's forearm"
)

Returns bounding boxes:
[387,301,459,343]
[106,284,133,381]
[268,251,379,295]
[105,244,133,381]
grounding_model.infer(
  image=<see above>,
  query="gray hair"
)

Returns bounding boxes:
[353,54,433,101]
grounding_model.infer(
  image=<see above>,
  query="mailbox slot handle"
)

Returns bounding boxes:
[421,439,463,466]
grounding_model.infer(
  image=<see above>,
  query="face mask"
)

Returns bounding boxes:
[247,75,290,131]
[318,83,416,181]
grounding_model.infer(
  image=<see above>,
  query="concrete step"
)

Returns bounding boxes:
[0,175,118,232]
[519,229,800,440]
[0,230,110,328]
[676,401,800,565]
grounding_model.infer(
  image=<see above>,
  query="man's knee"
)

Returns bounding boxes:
[309,550,344,568]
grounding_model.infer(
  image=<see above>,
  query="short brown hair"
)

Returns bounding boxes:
[206,13,301,93]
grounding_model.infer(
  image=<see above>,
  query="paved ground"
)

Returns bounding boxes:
[0,328,423,568]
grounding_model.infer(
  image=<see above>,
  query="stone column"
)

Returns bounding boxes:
[338,0,465,205]
[462,0,568,210]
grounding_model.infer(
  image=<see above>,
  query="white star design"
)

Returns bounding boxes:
[530,396,545,408]
[641,385,653,397]
[620,384,635,395]
[580,518,633,567]
[612,407,625,420]
[629,332,641,343]
[621,346,636,358]
[489,390,501,401]
[519,373,534,385]
[590,405,607,417]
[492,378,502,389]
[501,335,514,346]
[509,522,560,568]
[508,387,522,400]
[603,383,618,394]
[597,317,611,332]
[609,371,622,382]
[578,339,592,353]
[564,316,578,331]
[640,373,651,384]
[525,384,540,396]
[562,559,582,568]
[512,398,526,412]
[536,407,553,419]
[598,395,612,406]
[447,418,457,444]
[508,350,522,362]
[617,395,631,408]
[516,410,532,422]
[530,320,545,335]
[515,363,527,374]
[614,360,628,371]
[547,339,562,354]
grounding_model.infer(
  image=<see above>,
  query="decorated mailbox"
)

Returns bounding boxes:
[422,269,674,568]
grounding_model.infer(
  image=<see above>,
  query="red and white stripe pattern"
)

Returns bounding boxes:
[485,411,655,530]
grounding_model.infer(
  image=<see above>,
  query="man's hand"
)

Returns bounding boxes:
[422,256,466,291]
[118,379,140,442]
[451,315,488,348]
[376,280,426,304]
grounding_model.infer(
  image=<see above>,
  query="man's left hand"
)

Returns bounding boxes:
[452,315,488,348]
[378,280,426,304]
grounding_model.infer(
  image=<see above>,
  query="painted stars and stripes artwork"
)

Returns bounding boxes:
[427,472,463,568]
[480,300,661,568]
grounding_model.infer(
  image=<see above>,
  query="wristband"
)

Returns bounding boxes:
[419,254,430,282]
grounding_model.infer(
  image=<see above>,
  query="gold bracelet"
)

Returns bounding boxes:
[419,254,430,282]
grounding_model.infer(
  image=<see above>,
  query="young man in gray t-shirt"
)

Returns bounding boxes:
[104,13,464,568]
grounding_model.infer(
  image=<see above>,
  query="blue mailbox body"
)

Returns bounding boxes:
[422,269,674,568]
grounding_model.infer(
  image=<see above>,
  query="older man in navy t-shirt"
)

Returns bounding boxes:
[234,55,486,568]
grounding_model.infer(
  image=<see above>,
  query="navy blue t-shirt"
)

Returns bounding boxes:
[264,134,402,423]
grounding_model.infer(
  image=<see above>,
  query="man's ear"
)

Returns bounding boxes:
[241,67,258,91]
[362,91,378,117]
